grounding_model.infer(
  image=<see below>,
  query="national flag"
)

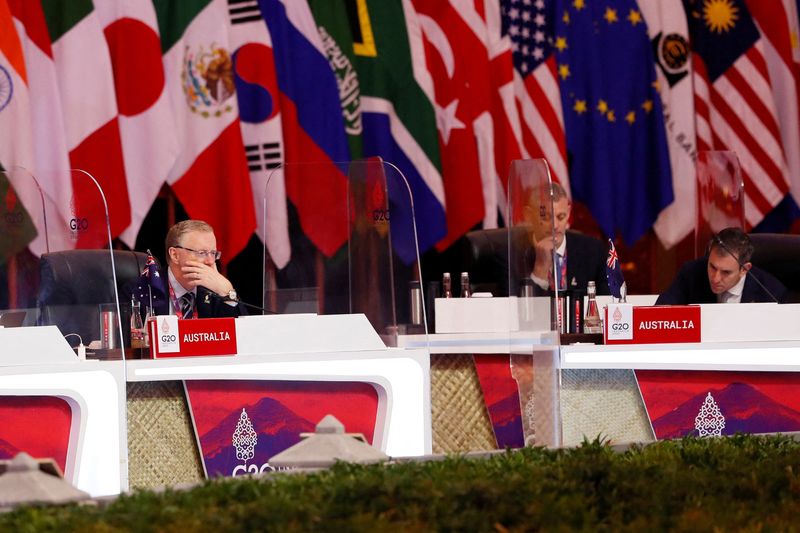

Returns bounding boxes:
[640,0,698,249]
[606,238,626,300]
[8,0,75,254]
[0,0,33,170]
[228,0,289,268]
[258,0,350,258]
[132,252,167,311]
[412,1,492,251]
[307,0,363,159]
[93,0,179,248]
[500,0,569,195]
[745,0,800,208]
[155,0,256,261]
[39,0,131,241]
[348,0,447,262]
[0,1,37,259]
[483,0,526,227]
[555,1,673,244]
[684,0,790,229]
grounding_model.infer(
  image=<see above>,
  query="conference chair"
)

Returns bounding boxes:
[37,250,149,346]
[749,233,800,303]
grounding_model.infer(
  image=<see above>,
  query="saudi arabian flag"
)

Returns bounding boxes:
[308,0,363,159]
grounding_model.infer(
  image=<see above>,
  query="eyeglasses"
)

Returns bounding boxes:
[173,245,222,261]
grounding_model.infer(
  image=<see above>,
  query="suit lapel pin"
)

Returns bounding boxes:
[204,294,211,304]
[571,277,577,287]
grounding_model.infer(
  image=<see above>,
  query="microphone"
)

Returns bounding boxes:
[712,235,781,304]
[205,290,277,314]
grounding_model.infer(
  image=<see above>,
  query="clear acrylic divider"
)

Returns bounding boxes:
[506,159,562,448]
[14,168,124,361]
[1,167,45,315]
[263,160,427,347]
[695,151,745,257]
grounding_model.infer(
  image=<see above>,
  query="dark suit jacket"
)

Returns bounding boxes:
[519,230,611,296]
[123,267,246,319]
[655,257,787,305]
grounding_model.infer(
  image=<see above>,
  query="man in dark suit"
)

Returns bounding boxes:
[656,227,786,305]
[129,220,245,318]
[523,182,610,295]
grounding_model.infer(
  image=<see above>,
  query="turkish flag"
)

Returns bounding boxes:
[414,1,490,250]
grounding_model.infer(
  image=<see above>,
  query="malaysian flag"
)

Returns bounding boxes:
[500,0,568,194]
[685,0,790,228]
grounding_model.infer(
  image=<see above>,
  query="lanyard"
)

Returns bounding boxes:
[167,282,194,320]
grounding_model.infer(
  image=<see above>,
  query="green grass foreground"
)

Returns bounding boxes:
[3,435,800,532]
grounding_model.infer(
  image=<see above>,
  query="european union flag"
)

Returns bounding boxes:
[132,253,167,312]
[555,0,673,244]
[606,239,626,300]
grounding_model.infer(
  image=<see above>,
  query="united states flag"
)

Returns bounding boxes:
[500,0,568,193]
[685,0,790,228]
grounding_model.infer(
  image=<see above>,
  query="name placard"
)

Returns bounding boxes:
[149,316,237,358]
[604,305,701,345]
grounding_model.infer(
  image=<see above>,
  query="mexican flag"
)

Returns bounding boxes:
[154,0,256,261]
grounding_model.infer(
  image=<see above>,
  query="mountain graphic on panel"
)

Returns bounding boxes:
[488,393,524,449]
[652,382,800,439]
[200,397,315,477]
[0,438,20,460]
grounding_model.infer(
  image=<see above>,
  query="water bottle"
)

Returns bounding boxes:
[584,281,602,334]
[130,299,146,349]
[442,272,452,298]
[460,272,471,298]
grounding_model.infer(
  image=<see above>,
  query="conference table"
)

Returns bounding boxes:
[2,301,800,497]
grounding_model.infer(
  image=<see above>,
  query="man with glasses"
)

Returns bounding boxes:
[154,219,244,318]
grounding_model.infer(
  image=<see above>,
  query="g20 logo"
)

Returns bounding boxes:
[69,217,89,231]
[161,334,177,343]
[610,323,629,331]
[372,209,390,222]
[4,212,23,225]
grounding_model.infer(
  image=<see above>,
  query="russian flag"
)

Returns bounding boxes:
[258,0,351,258]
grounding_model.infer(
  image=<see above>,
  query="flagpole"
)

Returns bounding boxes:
[146,249,154,312]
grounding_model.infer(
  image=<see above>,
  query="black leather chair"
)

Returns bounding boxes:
[461,227,528,297]
[37,250,149,345]
[749,233,800,303]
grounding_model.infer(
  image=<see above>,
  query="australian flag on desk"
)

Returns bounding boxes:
[555,0,673,244]
[132,253,167,312]
[606,239,626,300]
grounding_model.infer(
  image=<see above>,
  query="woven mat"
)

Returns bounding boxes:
[560,369,655,446]
[430,354,496,453]
[126,382,204,489]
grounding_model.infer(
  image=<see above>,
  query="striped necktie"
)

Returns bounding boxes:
[179,292,195,319]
